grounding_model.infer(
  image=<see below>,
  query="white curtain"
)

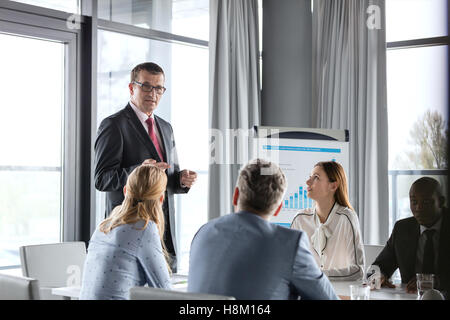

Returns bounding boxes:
[208,0,261,220]
[312,0,389,244]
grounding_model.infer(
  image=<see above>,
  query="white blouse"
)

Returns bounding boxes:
[290,203,365,281]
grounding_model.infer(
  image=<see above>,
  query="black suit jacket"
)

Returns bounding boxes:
[373,211,450,295]
[94,104,189,255]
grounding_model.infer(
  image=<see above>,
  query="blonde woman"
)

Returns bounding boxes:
[291,161,365,281]
[80,165,172,300]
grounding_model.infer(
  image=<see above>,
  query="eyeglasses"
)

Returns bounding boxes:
[132,81,166,95]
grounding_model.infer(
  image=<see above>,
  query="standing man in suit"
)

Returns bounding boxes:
[94,62,197,272]
[373,177,450,299]
[188,159,338,300]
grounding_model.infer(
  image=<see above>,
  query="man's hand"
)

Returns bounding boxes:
[406,276,417,294]
[180,170,197,188]
[380,275,396,288]
[142,159,171,170]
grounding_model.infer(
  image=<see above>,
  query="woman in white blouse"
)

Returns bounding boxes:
[290,161,365,281]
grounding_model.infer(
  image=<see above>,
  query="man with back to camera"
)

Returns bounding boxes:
[188,159,338,300]
[94,62,197,272]
[372,177,450,299]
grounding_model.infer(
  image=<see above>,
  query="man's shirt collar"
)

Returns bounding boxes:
[419,215,442,234]
[129,100,154,122]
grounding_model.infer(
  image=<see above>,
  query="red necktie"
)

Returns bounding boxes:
[145,117,164,161]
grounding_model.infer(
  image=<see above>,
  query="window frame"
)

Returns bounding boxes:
[93,5,209,272]
[0,3,80,269]
[0,0,210,270]
[386,6,449,230]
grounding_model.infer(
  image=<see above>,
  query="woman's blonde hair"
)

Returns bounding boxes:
[99,164,171,272]
[315,161,354,211]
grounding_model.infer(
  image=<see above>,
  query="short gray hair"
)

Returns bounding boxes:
[236,159,287,215]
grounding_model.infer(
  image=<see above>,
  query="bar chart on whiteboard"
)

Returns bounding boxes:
[255,138,349,228]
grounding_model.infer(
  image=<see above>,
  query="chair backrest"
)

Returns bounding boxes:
[0,274,40,300]
[421,289,445,300]
[129,287,236,300]
[364,244,384,268]
[20,242,87,288]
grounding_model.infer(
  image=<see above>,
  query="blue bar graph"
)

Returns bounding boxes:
[304,192,307,209]
[299,187,303,209]
[283,185,314,210]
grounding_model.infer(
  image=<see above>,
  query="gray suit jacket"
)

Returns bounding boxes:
[94,104,188,255]
[188,211,338,300]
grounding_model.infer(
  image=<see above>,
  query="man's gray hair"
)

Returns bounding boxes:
[236,159,287,215]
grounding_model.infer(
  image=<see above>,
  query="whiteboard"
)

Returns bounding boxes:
[253,127,350,228]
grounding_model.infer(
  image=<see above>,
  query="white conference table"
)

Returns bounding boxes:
[52,277,417,300]
[331,281,418,300]
[51,274,188,299]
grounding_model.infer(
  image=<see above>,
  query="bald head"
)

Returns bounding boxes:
[409,177,445,227]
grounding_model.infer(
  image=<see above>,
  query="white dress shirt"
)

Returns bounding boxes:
[129,101,186,187]
[129,101,164,155]
[290,203,365,281]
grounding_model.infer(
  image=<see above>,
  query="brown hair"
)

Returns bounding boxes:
[315,161,354,211]
[130,62,165,82]
[99,164,171,272]
[236,159,287,215]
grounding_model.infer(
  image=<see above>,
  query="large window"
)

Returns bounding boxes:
[386,0,449,231]
[0,0,208,274]
[0,33,66,268]
[96,2,209,274]
[386,0,448,42]
[9,0,80,14]
[98,0,209,41]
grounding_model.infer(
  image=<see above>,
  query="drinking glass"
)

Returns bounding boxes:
[350,284,371,300]
[416,273,435,299]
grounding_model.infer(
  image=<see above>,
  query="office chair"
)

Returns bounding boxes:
[0,273,40,300]
[20,241,87,300]
[363,244,384,268]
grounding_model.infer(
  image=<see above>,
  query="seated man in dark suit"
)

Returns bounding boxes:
[188,159,338,300]
[373,177,450,299]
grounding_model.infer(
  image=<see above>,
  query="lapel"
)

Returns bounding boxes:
[154,115,170,164]
[124,104,162,161]
[438,211,450,272]
[404,220,420,272]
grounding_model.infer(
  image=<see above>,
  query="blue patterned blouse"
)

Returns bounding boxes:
[79,220,171,300]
